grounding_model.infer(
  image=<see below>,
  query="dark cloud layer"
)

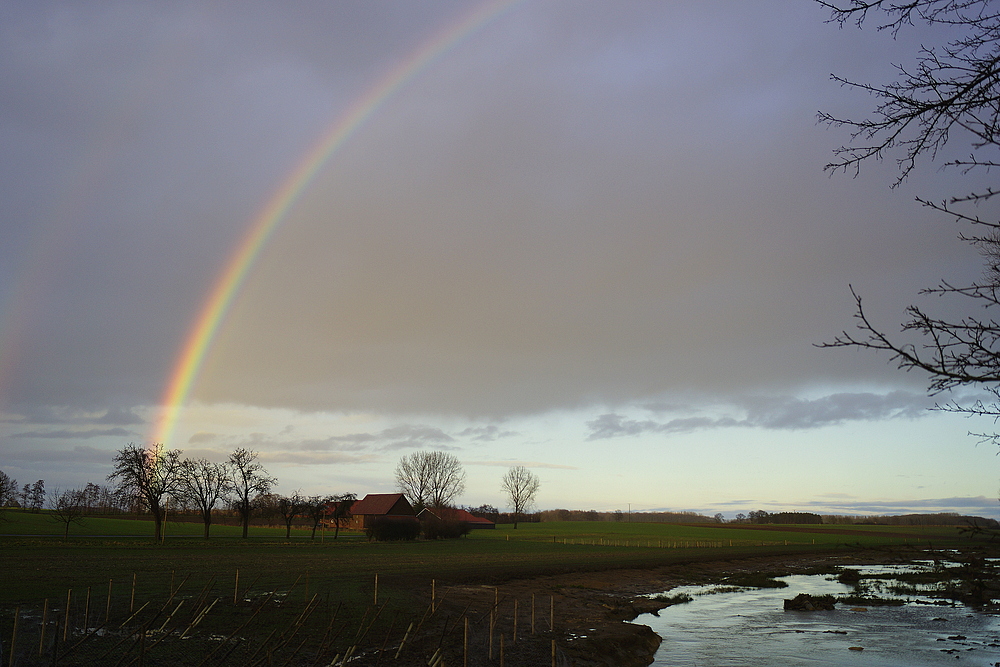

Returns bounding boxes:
[586,391,934,439]
[0,1,977,422]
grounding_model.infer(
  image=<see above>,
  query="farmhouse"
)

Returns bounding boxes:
[343,493,417,530]
[417,506,496,529]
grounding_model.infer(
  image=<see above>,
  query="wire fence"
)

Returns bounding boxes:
[1,572,575,666]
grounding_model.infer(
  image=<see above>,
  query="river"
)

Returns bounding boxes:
[640,568,1000,666]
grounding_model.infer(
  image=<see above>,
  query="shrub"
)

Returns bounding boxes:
[422,518,470,540]
[365,517,420,541]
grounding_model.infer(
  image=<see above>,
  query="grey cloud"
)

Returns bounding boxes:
[188,432,219,444]
[10,427,137,440]
[0,2,980,435]
[742,391,932,429]
[586,391,933,439]
[324,424,455,451]
[467,460,577,470]
[457,425,519,442]
[258,451,379,466]
[712,496,1000,518]
[93,407,145,426]
[586,413,739,440]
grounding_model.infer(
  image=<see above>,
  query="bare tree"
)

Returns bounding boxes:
[0,469,16,520]
[818,0,1000,445]
[276,492,306,539]
[501,466,540,529]
[228,448,276,539]
[302,495,331,540]
[179,458,232,539]
[27,479,45,513]
[49,488,87,538]
[325,493,356,539]
[395,451,466,510]
[107,444,184,541]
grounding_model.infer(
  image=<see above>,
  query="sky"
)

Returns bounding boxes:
[2,0,999,519]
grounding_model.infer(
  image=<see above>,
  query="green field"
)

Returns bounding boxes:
[0,513,979,665]
[0,512,971,604]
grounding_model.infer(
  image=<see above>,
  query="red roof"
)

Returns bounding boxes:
[420,507,495,526]
[350,493,414,516]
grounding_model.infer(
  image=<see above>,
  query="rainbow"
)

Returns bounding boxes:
[150,0,524,446]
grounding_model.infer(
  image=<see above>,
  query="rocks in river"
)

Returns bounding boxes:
[783,593,837,611]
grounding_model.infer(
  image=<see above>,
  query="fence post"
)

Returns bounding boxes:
[8,607,19,667]
[63,590,71,642]
[105,580,112,625]
[83,587,91,634]
[38,598,48,657]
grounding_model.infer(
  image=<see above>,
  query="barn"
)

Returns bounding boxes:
[343,493,418,530]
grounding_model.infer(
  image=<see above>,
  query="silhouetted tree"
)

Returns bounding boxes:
[107,444,184,541]
[501,465,540,529]
[28,479,45,513]
[179,458,232,538]
[302,495,331,539]
[0,470,16,520]
[819,0,1000,446]
[49,488,87,538]
[228,448,275,539]
[325,493,356,539]
[394,451,465,510]
[276,492,306,539]
[0,470,16,523]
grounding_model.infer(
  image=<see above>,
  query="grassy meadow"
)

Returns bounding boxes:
[0,511,971,605]
[0,512,981,665]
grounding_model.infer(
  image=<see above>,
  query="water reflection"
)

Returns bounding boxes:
[641,573,1000,666]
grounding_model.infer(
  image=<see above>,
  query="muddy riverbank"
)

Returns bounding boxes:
[388,545,1000,666]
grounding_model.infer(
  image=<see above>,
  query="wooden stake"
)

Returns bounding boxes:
[84,586,91,633]
[551,639,556,667]
[463,617,469,667]
[394,622,414,659]
[234,569,239,605]
[374,573,378,606]
[431,579,436,613]
[531,594,535,634]
[550,595,554,632]
[38,598,48,657]
[500,633,505,667]
[8,607,19,667]
[105,579,112,625]
[130,572,136,614]
[513,599,518,643]
[63,589,71,641]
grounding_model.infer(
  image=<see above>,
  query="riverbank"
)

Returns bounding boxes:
[411,545,997,666]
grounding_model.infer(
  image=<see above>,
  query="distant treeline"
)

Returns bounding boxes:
[462,505,540,525]
[537,509,717,523]
[532,507,999,527]
[820,513,999,528]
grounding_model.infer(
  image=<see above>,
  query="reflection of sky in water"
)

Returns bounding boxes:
[641,573,1000,666]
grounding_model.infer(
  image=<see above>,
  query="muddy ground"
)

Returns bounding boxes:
[360,546,951,667]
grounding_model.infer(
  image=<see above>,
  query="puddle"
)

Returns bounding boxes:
[641,573,1000,666]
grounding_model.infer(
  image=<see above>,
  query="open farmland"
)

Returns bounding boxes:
[0,515,982,665]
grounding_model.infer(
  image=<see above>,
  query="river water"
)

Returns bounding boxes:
[640,570,1000,666]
